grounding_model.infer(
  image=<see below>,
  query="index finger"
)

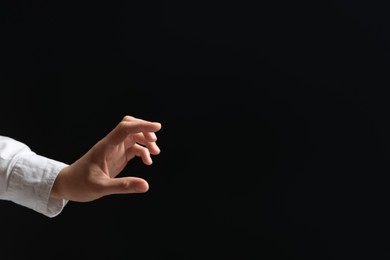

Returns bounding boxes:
[107,117,162,145]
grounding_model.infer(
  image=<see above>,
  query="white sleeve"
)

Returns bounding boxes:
[0,135,69,217]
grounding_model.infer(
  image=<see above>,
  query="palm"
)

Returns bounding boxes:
[105,141,132,178]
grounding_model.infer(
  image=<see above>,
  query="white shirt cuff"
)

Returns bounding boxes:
[6,152,69,217]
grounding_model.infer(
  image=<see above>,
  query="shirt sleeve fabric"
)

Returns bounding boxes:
[0,135,69,217]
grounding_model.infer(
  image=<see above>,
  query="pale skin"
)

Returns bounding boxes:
[50,115,162,202]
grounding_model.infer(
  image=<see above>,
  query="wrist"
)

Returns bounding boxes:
[50,165,69,200]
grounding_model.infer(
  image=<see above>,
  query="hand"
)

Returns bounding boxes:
[50,115,162,202]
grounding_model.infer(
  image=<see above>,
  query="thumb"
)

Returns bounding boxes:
[102,177,149,195]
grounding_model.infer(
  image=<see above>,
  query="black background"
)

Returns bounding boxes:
[1,1,390,259]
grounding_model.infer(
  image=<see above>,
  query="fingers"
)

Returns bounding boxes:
[129,133,160,155]
[108,116,162,146]
[142,131,158,142]
[121,116,162,135]
[125,143,156,165]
